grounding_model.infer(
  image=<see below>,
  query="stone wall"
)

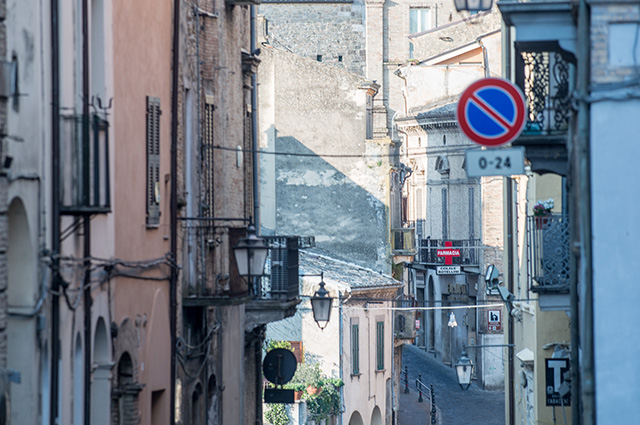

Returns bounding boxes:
[259,1,366,76]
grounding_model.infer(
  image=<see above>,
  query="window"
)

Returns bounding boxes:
[410,8,432,34]
[376,321,384,370]
[351,323,360,375]
[146,96,161,226]
[442,188,448,240]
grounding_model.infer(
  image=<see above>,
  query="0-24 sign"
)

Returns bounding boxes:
[465,147,525,177]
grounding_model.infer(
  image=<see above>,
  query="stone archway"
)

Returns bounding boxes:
[112,352,142,425]
[348,411,364,425]
[92,318,110,425]
[371,405,383,425]
[7,198,38,424]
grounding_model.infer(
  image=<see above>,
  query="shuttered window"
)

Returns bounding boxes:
[351,324,359,375]
[204,97,215,216]
[146,96,161,226]
[376,321,384,370]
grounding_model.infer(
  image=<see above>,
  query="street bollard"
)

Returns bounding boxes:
[404,366,409,394]
[430,384,436,425]
[418,375,423,403]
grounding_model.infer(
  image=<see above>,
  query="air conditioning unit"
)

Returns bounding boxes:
[394,310,416,340]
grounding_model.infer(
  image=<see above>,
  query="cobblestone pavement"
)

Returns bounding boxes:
[398,345,505,425]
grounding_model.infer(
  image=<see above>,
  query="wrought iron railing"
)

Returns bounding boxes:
[181,222,314,301]
[391,227,416,255]
[257,236,314,301]
[526,214,570,291]
[515,48,575,136]
[416,239,481,265]
[60,113,111,214]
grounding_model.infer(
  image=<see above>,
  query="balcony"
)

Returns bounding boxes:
[395,296,417,341]
[59,113,111,214]
[498,0,577,176]
[181,222,313,306]
[416,238,481,269]
[246,236,315,330]
[526,214,570,309]
[391,227,416,256]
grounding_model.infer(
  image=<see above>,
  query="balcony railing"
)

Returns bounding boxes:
[391,227,416,255]
[526,214,570,292]
[60,113,111,214]
[181,221,314,302]
[416,238,481,266]
[515,47,575,137]
[256,236,315,301]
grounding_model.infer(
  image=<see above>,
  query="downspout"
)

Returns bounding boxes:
[577,0,594,421]
[170,0,181,422]
[81,0,93,423]
[250,6,263,424]
[501,18,515,425]
[338,292,343,425]
[50,0,61,422]
[250,5,260,230]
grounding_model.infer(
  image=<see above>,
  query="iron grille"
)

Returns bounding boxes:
[59,113,111,214]
[417,239,481,265]
[516,47,574,136]
[526,214,570,291]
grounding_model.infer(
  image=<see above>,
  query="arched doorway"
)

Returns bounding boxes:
[92,318,110,425]
[428,275,435,351]
[192,383,204,425]
[207,374,218,425]
[7,198,38,424]
[73,334,83,425]
[348,411,364,425]
[371,406,383,425]
[112,352,141,425]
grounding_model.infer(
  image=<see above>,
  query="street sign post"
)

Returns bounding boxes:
[487,309,502,332]
[457,78,526,147]
[465,147,525,177]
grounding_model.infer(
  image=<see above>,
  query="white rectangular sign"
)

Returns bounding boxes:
[437,265,461,275]
[465,147,525,177]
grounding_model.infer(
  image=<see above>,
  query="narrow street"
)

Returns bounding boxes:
[398,345,505,425]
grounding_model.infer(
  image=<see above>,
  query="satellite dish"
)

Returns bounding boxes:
[262,349,297,386]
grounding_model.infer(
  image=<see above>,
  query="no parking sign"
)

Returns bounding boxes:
[456,78,526,147]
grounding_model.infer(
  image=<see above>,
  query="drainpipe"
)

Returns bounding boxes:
[576,0,594,421]
[338,292,343,425]
[50,0,61,422]
[250,5,260,231]
[170,0,180,422]
[501,18,515,425]
[81,0,93,423]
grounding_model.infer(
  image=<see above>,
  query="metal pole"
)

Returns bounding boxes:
[404,366,409,393]
[417,375,423,402]
[506,176,516,425]
[430,385,436,425]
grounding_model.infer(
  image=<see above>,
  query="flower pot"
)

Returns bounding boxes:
[294,390,303,401]
[535,216,550,229]
[306,385,321,395]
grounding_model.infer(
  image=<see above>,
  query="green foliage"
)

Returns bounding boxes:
[264,403,290,425]
[264,339,293,353]
[302,380,343,422]
[288,361,322,388]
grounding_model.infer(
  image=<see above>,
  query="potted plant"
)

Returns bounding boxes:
[533,198,554,228]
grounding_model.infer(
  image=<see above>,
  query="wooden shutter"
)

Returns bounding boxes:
[203,98,215,216]
[351,324,359,375]
[146,96,161,225]
[376,321,384,370]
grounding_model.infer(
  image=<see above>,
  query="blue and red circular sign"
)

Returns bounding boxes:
[456,78,526,147]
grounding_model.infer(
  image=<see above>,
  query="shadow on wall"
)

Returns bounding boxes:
[271,134,389,271]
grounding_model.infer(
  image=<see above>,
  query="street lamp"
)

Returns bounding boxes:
[310,273,332,330]
[233,224,269,281]
[453,0,492,12]
[455,349,474,390]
